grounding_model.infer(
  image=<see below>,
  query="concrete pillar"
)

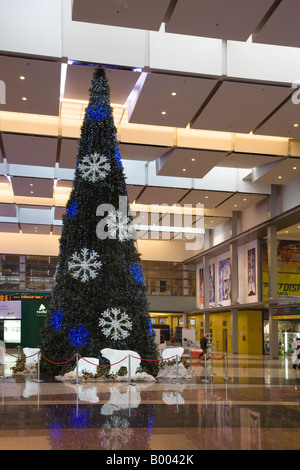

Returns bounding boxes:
[230,241,239,354]
[203,254,210,334]
[268,224,278,359]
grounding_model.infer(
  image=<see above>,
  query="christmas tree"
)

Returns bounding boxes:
[40,68,158,376]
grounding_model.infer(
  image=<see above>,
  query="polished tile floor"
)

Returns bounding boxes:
[0,352,300,451]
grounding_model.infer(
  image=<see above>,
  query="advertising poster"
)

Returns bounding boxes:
[0,301,21,319]
[199,267,204,304]
[209,263,215,302]
[262,240,300,299]
[218,258,231,301]
[247,248,256,296]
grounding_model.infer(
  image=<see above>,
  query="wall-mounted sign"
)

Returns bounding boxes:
[0,301,21,319]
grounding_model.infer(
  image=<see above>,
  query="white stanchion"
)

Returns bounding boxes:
[34,351,43,383]
[74,353,81,385]
[126,354,136,386]
[202,354,210,383]
[222,353,231,381]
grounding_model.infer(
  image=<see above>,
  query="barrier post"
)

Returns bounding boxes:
[74,353,80,384]
[126,354,135,387]
[202,354,210,383]
[222,353,231,381]
[35,351,43,383]
[210,353,216,376]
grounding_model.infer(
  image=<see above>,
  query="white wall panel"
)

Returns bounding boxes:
[149,30,223,76]
[227,41,300,84]
[0,0,62,58]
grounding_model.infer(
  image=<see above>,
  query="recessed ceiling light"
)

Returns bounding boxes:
[161,111,166,115]
[30,183,33,186]
[205,196,208,199]
[243,198,247,201]
[182,168,186,172]
[294,123,299,127]
[234,204,238,207]
[278,176,282,179]
[298,226,300,229]
[191,158,195,162]
[293,166,297,170]
[22,97,27,101]
[171,92,176,96]
[30,191,34,194]
[19,76,25,80]
[285,230,289,233]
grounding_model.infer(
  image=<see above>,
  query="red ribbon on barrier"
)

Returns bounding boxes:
[4,346,227,367]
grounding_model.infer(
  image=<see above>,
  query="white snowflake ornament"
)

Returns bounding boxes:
[99,308,132,340]
[68,247,102,283]
[78,152,110,183]
[106,210,136,242]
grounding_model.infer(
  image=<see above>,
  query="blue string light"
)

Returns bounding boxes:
[86,104,107,122]
[115,146,123,167]
[68,326,89,347]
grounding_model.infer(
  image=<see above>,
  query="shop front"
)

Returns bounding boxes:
[264,305,300,355]
[0,293,50,348]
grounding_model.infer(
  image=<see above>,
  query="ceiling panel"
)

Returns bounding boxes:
[72,0,170,31]
[158,148,228,178]
[192,81,291,133]
[136,186,189,205]
[277,223,300,240]
[64,65,141,105]
[54,207,66,220]
[119,143,170,161]
[166,0,274,41]
[216,192,267,211]
[0,203,16,217]
[0,55,61,116]
[52,226,62,235]
[21,224,51,234]
[180,190,234,209]
[0,222,19,233]
[218,152,284,168]
[59,138,78,169]
[11,177,54,198]
[252,157,300,185]
[128,73,217,128]
[204,216,230,230]
[127,185,144,204]
[254,0,300,48]
[2,134,57,167]
[255,98,300,138]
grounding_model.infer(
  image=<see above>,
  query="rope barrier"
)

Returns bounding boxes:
[41,354,76,365]
[3,346,231,380]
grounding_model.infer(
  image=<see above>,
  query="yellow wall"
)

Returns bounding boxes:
[238,310,263,354]
[210,312,232,352]
[192,310,263,354]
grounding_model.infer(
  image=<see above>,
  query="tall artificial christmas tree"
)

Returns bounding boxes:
[40,68,158,376]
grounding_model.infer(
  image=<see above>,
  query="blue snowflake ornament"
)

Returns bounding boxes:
[67,201,78,220]
[69,326,89,347]
[130,264,145,285]
[86,104,107,122]
[50,310,64,331]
